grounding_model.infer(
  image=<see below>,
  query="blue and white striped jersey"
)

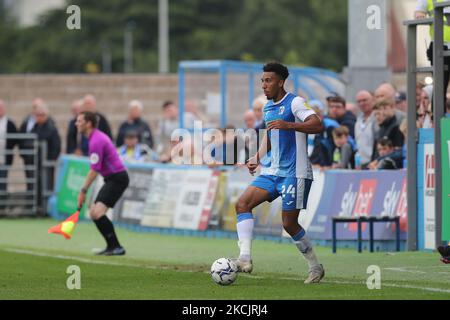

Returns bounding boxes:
[263,92,316,179]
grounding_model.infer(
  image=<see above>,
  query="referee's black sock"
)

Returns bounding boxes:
[94,215,121,249]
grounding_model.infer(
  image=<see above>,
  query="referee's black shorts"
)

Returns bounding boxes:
[95,171,130,208]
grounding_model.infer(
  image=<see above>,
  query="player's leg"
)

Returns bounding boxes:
[91,171,129,255]
[90,202,125,255]
[234,176,276,272]
[438,245,450,264]
[281,210,324,283]
[279,177,324,283]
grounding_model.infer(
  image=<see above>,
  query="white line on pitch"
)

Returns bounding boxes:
[2,248,198,273]
[3,248,450,294]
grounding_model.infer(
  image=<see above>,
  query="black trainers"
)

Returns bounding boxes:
[96,247,126,256]
[438,246,450,264]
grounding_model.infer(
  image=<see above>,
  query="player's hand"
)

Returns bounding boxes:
[267,120,291,131]
[246,156,259,175]
[77,192,86,209]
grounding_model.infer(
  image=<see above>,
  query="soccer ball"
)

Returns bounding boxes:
[210,258,238,286]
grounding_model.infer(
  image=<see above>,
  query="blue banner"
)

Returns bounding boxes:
[307,170,407,240]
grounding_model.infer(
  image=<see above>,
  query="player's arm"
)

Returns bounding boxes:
[246,130,271,175]
[284,114,323,134]
[267,97,324,134]
[77,142,103,209]
[255,130,271,161]
[77,169,98,209]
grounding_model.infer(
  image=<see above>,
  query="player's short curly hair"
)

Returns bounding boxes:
[263,62,289,80]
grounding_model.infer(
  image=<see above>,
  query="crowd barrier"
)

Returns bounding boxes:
[49,155,410,249]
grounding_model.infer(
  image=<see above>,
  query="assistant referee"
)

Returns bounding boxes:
[76,111,129,256]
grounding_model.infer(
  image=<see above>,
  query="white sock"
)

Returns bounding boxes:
[292,230,320,269]
[236,213,254,261]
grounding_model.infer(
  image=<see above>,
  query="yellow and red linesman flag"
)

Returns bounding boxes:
[48,210,80,239]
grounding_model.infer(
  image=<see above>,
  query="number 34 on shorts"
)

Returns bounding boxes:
[250,175,313,211]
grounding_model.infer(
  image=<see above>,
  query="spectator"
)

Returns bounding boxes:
[310,117,338,168]
[184,100,209,128]
[355,90,377,166]
[32,103,61,187]
[209,126,248,167]
[243,110,256,130]
[20,98,55,134]
[83,94,112,139]
[66,99,84,155]
[416,82,425,109]
[116,100,154,149]
[19,99,54,197]
[156,100,179,162]
[70,94,113,156]
[368,137,403,170]
[0,100,18,210]
[310,105,343,169]
[21,98,39,134]
[249,96,270,170]
[346,102,359,117]
[375,83,405,125]
[421,85,434,128]
[117,130,158,163]
[331,126,354,169]
[395,91,407,113]
[326,93,356,138]
[252,95,268,130]
[372,99,404,160]
[415,1,450,106]
[399,119,408,168]
[24,103,61,213]
[170,136,204,166]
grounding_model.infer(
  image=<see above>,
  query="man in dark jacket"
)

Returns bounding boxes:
[116,100,154,148]
[35,103,61,211]
[19,99,56,195]
[371,99,404,160]
[67,95,113,156]
[326,94,357,138]
[24,103,61,212]
[0,100,18,209]
[83,94,112,138]
[66,99,84,155]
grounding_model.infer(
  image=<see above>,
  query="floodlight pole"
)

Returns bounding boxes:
[124,21,135,73]
[159,0,169,73]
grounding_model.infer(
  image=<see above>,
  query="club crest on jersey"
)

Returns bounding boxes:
[278,106,285,115]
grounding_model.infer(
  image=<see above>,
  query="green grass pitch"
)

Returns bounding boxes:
[0,218,449,300]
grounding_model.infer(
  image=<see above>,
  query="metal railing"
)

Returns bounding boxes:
[0,133,58,217]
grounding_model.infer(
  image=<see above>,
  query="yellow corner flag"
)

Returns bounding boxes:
[48,210,80,239]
